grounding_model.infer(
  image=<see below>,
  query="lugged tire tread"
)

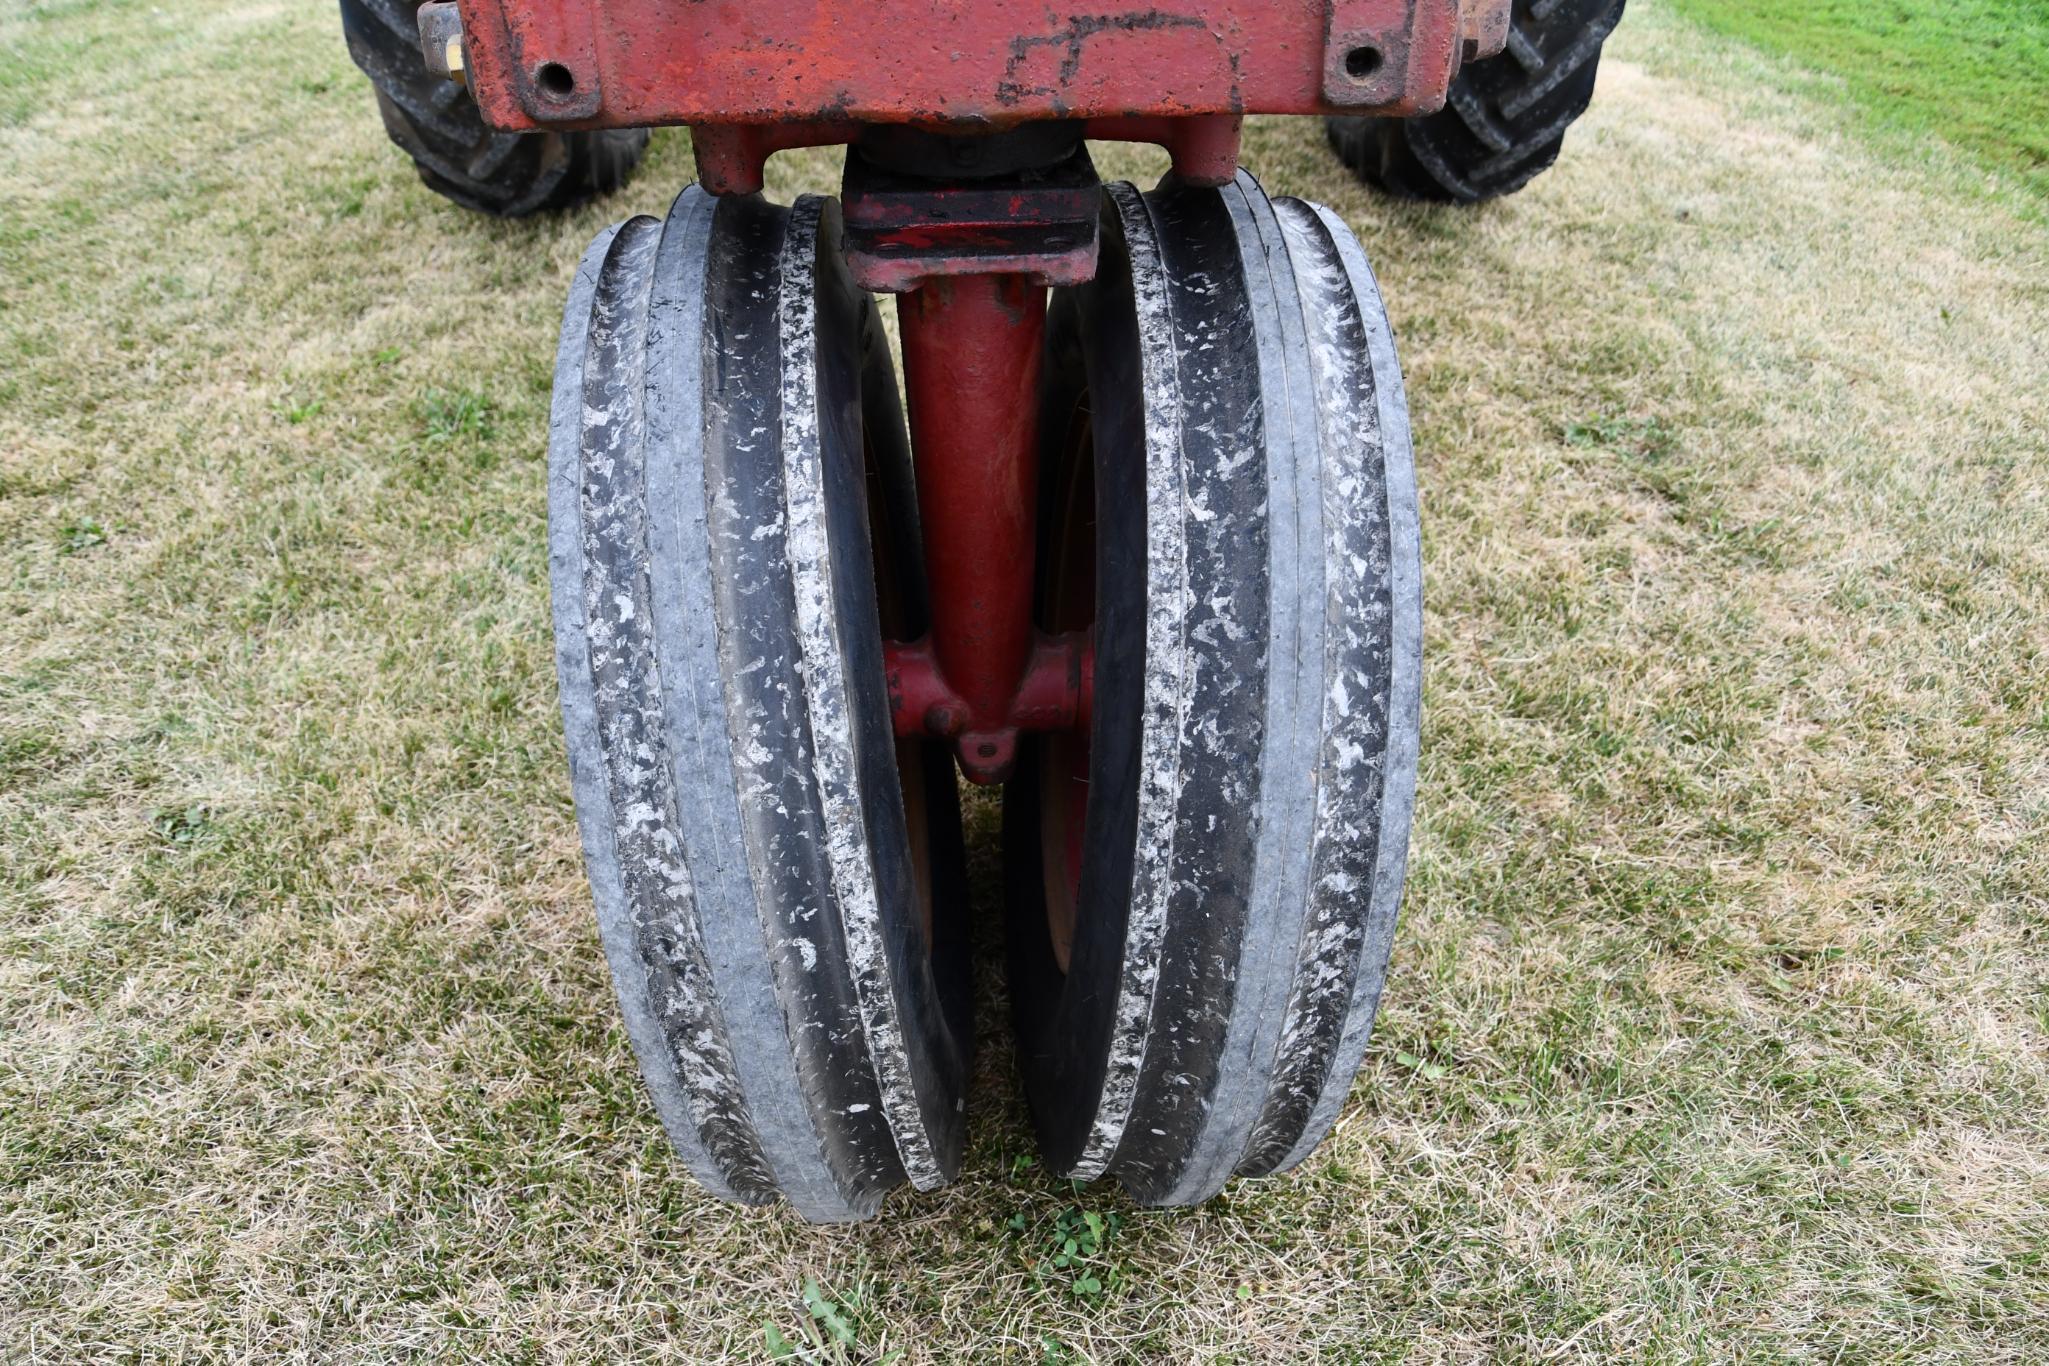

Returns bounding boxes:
[338,0,647,216]
[1325,0,1625,203]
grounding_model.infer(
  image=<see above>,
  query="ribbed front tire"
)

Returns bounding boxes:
[1006,172,1423,1205]
[550,188,970,1221]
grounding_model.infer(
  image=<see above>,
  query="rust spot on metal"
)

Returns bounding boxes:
[996,10,1213,105]
[456,0,1483,133]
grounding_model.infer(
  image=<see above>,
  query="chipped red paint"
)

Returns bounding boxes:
[1085,114,1244,184]
[453,0,1509,134]
[839,145,1104,292]
[885,634,1093,774]
[688,122,860,196]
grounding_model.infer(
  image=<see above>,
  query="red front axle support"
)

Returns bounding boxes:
[889,274,1090,785]
[436,0,1511,792]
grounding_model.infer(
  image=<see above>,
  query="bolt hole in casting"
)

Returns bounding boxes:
[1344,44,1386,79]
[516,0,1468,1220]
[534,61,576,99]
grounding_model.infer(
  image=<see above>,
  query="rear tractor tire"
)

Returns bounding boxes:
[339,0,647,216]
[1327,0,1625,203]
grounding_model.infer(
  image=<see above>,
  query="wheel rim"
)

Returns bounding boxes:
[1036,396,1097,973]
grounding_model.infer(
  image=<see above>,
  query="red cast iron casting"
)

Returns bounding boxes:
[451,0,1512,134]
[886,634,1093,781]
[893,275,1086,785]
[447,0,1506,783]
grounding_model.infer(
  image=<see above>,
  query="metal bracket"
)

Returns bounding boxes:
[839,146,1102,294]
[416,1,467,84]
[454,0,1491,132]
[1462,0,1512,62]
[1322,0,1417,107]
[1322,0,1510,109]
[487,0,603,122]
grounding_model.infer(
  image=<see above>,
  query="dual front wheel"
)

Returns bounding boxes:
[551,173,1421,1219]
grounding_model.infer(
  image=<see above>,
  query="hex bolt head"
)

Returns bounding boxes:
[416,1,467,85]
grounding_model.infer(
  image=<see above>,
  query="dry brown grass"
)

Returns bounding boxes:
[3,0,2046,1360]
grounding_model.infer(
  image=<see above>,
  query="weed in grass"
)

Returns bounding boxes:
[1019,1204,1124,1303]
[149,804,211,846]
[1562,412,1677,460]
[764,1276,902,1364]
[56,513,105,554]
[416,386,497,444]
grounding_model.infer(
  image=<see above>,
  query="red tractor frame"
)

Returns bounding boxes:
[439,0,1499,786]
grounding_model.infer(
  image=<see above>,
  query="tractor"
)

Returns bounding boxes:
[338,0,1625,1221]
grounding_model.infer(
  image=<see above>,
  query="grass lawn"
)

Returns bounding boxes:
[1667,0,2049,197]
[2,0,2046,1359]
